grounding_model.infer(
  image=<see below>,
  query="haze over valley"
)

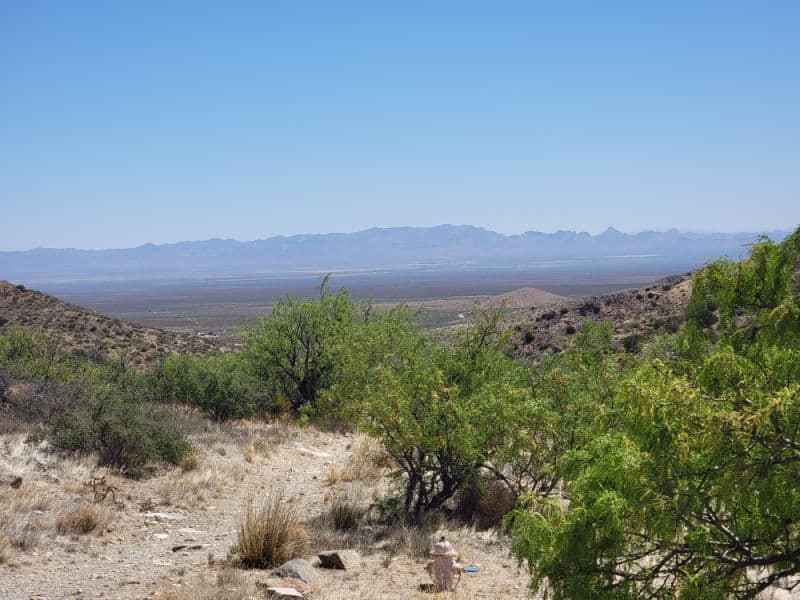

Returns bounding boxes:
[1,225,786,332]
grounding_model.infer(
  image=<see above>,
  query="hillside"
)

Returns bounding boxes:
[0,281,223,369]
[510,273,693,358]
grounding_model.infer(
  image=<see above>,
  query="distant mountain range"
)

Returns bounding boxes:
[0,226,790,285]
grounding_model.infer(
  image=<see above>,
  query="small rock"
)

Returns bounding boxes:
[317,550,361,571]
[271,559,316,584]
[265,587,305,600]
[143,512,187,522]
[10,476,22,489]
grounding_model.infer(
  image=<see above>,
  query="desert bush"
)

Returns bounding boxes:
[43,389,191,478]
[508,227,800,598]
[233,492,307,569]
[2,380,82,424]
[55,503,108,535]
[153,353,267,420]
[578,300,601,316]
[242,277,359,412]
[454,477,516,529]
[334,307,537,518]
[621,332,643,353]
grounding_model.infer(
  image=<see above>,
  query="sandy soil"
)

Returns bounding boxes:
[0,420,534,600]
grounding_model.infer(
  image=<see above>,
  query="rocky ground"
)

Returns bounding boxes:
[0,418,534,600]
[0,281,224,370]
[509,274,693,360]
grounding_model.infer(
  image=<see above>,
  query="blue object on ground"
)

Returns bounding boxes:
[464,566,480,573]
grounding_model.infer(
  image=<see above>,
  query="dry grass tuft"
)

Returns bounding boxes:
[329,491,365,531]
[389,522,435,559]
[0,483,53,551]
[159,459,242,509]
[179,449,203,472]
[455,478,517,529]
[0,536,11,563]
[158,567,255,600]
[242,442,255,463]
[55,502,109,536]
[326,433,386,484]
[233,491,307,569]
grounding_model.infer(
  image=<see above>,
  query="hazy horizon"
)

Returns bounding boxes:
[1,223,794,253]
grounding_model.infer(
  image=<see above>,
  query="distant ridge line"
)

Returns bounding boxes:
[0,225,792,285]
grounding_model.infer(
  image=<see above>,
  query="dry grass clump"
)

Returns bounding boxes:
[232,491,307,569]
[55,502,109,536]
[157,566,255,600]
[388,521,436,559]
[0,536,10,563]
[0,483,53,551]
[159,459,243,508]
[326,433,387,484]
[241,433,276,464]
[454,477,517,529]
[329,491,365,531]
[179,449,204,472]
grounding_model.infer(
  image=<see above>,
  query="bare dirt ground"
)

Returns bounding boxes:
[0,419,534,600]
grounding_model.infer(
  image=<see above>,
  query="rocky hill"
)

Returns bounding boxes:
[510,273,693,359]
[0,281,223,369]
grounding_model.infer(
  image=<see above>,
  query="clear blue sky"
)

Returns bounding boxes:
[1,1,798,250]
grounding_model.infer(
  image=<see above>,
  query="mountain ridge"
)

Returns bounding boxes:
[0,225,790,285]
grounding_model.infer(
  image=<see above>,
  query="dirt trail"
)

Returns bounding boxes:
[0,423,533,599]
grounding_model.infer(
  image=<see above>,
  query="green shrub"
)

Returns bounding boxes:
[45,388,190,478]
[334,307,536,518]
[242,277,359,412]
[153,353,267,420]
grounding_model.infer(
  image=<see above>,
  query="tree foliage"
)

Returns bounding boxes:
[153,352,267,420]
[331,307,539,518]
[242,277,358,412]
[507,226,800,598]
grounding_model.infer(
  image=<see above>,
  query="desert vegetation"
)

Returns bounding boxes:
[1,226,800,597]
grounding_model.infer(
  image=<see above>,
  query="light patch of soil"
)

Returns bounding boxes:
[0,421,534,599]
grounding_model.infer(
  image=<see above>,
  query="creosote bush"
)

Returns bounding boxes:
[233,492,307,569]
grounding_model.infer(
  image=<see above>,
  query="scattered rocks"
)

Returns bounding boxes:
[271,559,316,584]
[171,543,209,552]
[317,550,361,571]
[142,512,187,522]
[265,586,305,599]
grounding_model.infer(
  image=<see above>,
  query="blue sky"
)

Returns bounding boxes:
[1,1,798,250]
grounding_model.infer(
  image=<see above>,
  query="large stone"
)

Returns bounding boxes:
[271,559,316,584]
[317,549,361,571]
[265,587,305,600]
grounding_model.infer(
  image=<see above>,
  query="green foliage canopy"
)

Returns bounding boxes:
[507,226,800,598]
